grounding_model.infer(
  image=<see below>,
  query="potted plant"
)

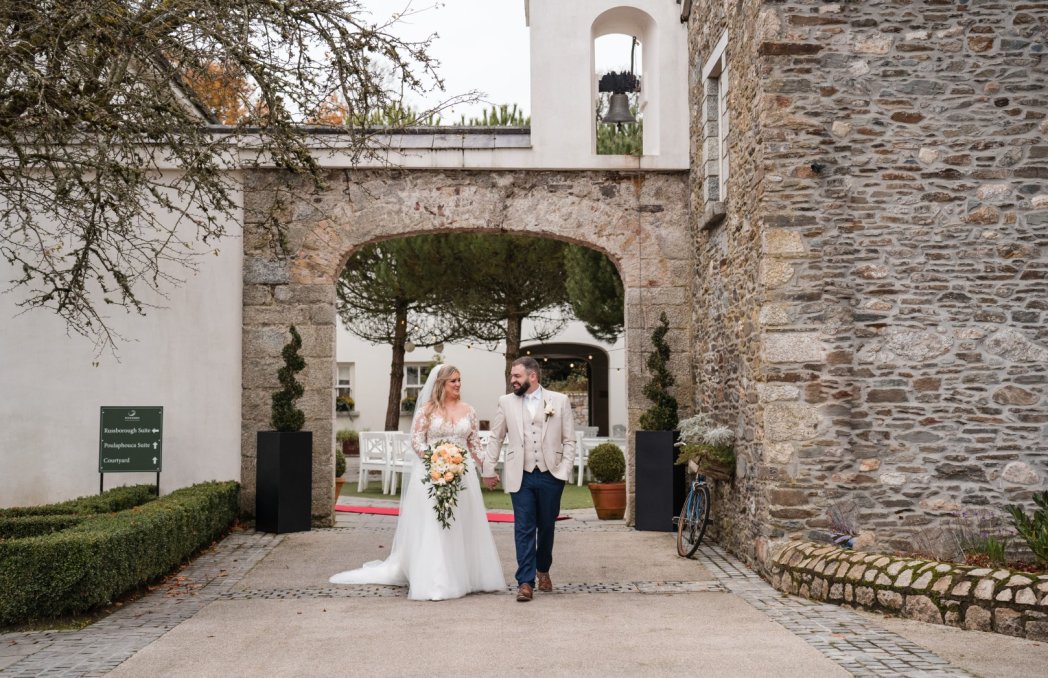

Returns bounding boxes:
[400,395,417,413]
[256,325,313,534]
[587,442,626,520]
[635,311,685,532]
[335,394,356,413]
[334,447,347,508]
[674,414,735,481]
[336,429,359,457]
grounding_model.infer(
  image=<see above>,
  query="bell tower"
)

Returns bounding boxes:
[525,0,688,169]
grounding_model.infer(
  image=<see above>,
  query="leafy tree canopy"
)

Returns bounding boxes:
[564,244,624,342]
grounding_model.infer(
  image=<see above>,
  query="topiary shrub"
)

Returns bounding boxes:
[638,311,679,431]
[335,448,347,478]
[271,325,306,432]
[587,442,626,484]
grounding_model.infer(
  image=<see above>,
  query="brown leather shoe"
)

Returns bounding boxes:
[536,571,552,592]
[516,583,533,602]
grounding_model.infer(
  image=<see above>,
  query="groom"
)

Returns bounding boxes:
[482,356,576,602]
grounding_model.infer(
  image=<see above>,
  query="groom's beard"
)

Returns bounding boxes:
[512,382,528,397]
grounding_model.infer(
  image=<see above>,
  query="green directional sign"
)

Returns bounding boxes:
[99,407,163,472]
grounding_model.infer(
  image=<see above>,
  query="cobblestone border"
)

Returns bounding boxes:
[231,580,727,599]
[0,530,282,678]
[769,541,1048,642]
[700,543,972,677]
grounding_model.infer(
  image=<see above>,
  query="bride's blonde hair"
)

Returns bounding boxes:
[423,365,460,420]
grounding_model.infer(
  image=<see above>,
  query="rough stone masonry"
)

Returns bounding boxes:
[689,0,1047,565]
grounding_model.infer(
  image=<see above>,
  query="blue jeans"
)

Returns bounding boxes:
[510,469,565,587]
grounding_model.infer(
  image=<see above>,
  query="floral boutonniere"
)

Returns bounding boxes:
[543,400,556,420]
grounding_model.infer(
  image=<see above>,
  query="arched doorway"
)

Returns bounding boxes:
[241,168,690,524]
[523,343,612,436]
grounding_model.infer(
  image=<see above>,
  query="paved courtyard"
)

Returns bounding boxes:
[2,498,1047,677]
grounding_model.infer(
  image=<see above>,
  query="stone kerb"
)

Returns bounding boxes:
[769,541,1048,641]
[241,169,690,522]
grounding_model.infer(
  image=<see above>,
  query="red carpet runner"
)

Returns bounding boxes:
[335,505,569,522]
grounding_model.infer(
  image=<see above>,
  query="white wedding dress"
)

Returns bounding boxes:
[329,407,505,600]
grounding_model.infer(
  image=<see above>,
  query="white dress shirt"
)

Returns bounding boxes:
[524,388,543,418]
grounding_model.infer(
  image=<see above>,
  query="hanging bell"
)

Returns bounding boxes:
[602,93,636,125]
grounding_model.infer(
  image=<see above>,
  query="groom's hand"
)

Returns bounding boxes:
[482,475,499,490]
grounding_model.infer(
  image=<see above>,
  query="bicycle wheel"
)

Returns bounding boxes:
[676,483,710,558]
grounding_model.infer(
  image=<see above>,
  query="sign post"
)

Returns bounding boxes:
[99,407,163,494]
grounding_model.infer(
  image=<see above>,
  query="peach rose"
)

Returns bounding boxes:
[443,471,454,482]
[430,471,441,481]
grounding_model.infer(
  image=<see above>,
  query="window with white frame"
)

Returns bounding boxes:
[336,363,355,411]
[402,364,433,413]
[701,31,729,211]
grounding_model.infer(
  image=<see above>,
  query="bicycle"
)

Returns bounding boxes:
[674,473,711,558]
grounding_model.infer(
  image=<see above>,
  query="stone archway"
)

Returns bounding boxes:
[241,169,690,524]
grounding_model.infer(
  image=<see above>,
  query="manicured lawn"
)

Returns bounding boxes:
[340,481,594,511]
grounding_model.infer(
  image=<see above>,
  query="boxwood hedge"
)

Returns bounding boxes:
[0,485,159,540]
[0,481,239,627]
[0,484,158,518]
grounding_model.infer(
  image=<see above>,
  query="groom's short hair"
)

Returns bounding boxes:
[512,356,541,380]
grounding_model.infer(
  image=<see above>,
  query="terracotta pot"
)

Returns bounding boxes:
[588,481,626,520]
[334,477,346,507]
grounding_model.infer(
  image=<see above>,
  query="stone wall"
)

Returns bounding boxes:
[688,0,771,564]
[689,1,1048,563]
[241,169,689,522]
[771,541,1048,641]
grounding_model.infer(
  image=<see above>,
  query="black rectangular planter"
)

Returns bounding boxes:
[634,430,685,532]
[256,431,313,534]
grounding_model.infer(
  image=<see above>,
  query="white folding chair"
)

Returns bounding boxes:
[357,431,389,492]
[574,431,586,485]
[386,432,414,495]
[576,425,599,438]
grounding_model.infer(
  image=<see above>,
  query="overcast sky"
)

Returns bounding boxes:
[362,0,636,121]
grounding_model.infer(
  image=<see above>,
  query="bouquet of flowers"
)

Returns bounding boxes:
[421,439,469,529]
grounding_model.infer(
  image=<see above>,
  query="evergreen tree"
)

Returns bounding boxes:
[564,245,624,342]
[441,234,571,383]
[271,325,306,432]
[638,312,678,431]
[337,235,467,430]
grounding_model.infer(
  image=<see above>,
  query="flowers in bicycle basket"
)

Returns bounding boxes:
[674,414,735,475]
[421,439,469,529]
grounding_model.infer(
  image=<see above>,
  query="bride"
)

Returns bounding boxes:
[330,364,505,600]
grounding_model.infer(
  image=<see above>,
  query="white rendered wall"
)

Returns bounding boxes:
[305,0,689,171]
[0,175,244,508]
[334,316,627,436]
[527,0,688,169]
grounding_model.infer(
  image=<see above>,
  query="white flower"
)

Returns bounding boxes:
[544,400,556,419]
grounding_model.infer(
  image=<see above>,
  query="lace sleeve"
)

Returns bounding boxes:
[465,407,483,465]
[411,404,430,458]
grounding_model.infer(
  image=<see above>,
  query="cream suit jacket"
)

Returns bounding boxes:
[482,389,577,493]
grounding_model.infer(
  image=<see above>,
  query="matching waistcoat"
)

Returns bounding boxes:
[522,402,548,473]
